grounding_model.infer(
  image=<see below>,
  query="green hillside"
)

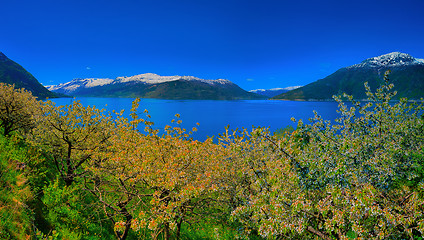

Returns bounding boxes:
[0,52,56,99]
[273,66,424,100]
[273,53,424,101]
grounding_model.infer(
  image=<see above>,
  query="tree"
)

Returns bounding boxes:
[0,83,41,137]
[30,100,114,186]
[230,71,424,239]
[85,99,235,240]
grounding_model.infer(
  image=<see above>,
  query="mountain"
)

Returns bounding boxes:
[250,86,302,98]
[47,73,264,100]
[273,52,424,100]
[0,52,57,99]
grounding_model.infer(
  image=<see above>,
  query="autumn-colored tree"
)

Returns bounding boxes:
[230,71,424,239]
[30,100,114,186]
[0,83,41,137]
[85,99,236,240]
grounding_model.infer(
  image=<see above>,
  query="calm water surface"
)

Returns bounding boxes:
[50,98,341,141]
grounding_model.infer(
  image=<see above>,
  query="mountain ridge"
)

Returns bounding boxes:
[249,86,302,98]
[273,52,424,100]
[48,73,264,100]
[0,52,57,99]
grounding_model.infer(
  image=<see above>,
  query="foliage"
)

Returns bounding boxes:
[0,134,34,239]
[29,100,114,186]
[41,178,114,240]
[273,125,295,138]
[230,71,424,239]
[2,69,423,240]
[84,99,238,239]
[0,82,42,136]
[220,126,307,238]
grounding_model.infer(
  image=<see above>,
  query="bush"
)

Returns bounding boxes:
[0,135,34,239]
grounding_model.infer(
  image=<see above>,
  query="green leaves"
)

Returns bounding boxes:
[30,100,114,186]
[230,73,424,239]
[42,179,113,239]
[2,71,423,239]
[0,135,34,239]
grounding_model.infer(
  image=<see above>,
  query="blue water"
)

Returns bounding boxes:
[50,98,341,141]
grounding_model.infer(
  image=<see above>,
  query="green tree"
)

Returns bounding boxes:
[30,100,114,186]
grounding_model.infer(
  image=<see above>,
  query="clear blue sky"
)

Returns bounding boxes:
[2,0,424,90]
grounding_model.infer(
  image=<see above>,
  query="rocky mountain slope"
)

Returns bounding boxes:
[273,52,424,100]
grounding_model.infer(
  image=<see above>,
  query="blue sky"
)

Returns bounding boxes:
[2,0,424,90]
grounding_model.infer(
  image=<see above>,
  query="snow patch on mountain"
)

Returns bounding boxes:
[116,73,193,84]
[250,86,302,93]
[280,86,302,91]
[116,73,231,85]
[348,52,424,69]
[250,86,302,97]
[47,73,233,95]
[84,78,114,87]
[46,78,114,93]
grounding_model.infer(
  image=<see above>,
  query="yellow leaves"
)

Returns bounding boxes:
[114,221,126,232]
[0,83,42,136]
[144,126,150,133]
[148,218,158,230]
[130,218,146,232]
[52,98,267,238]
[15,174,27,187]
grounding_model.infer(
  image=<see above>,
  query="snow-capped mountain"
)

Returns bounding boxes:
[47,73,263,100]
[249,86,302,97]
[115,73,231,85]
[273,52,424,100]
[46,78,115,94]
[47,73,233,95]
[348,52,424,69]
